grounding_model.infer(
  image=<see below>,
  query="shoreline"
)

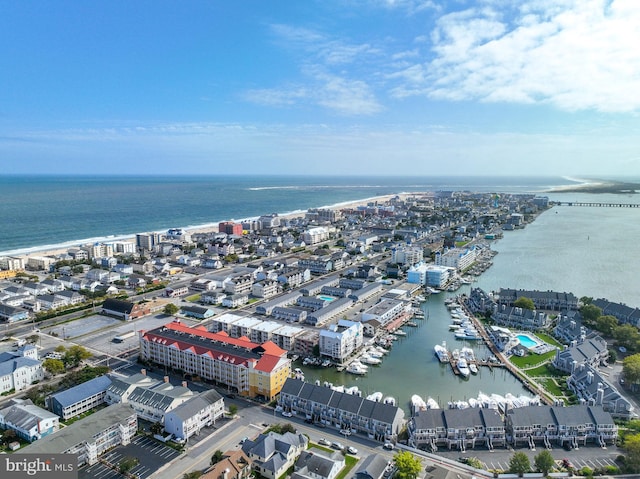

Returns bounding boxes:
[2,193,412,260]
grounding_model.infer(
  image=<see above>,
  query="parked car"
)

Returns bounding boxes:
[347,446,358,454]
[318,438,330,446]
[282,411,293,417]
[383,442,394,450]
[331,442,344,450]
[340,429,352,436]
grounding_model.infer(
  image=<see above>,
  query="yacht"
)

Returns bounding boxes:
[457,358,471,378]
[426,397,440,409]
[346,362,367,375]
[411,394,427,414]
[434,342,450,363]
[469,362,479,374]
[426,287,441,294]
[383,396,396,406]
[360,354,382,365]
[367,392,383,402]
[393,329,407,337]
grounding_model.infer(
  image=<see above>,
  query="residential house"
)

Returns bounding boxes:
[201,450,252,479]
[164,389,225,441]
[293,450,344,479]
[241,431,308,479]
[353,455,388,479]
[0,348,44,393]
[0,398,59,442]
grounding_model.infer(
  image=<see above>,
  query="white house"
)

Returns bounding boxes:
[164,390,225,441]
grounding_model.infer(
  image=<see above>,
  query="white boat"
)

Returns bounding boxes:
[411,394,427,414]
[383,396,396,406]
[460,347,475,361]
[360,354,382,365]
[469,362,479,374]
[426,397,440,409]
[393,329,407,336]
[412,309,425,318]
[367,392,383,402]
[434,343,450,363]
[457,358,471,378]
[427,287,441,294]
[346,362,367,375]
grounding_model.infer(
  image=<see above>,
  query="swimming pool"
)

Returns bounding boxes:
[517,333,541,349]
[318,295,337,302]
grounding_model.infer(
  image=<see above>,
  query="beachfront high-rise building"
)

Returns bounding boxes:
[218,221,243,236]
[136,232,160,252]
[139,321,291,400]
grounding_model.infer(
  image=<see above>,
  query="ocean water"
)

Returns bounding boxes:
[2,174,639,413]
[0,175,571,255]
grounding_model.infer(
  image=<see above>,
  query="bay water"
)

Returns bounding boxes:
[1,175,639,414]
[300,191,640,414]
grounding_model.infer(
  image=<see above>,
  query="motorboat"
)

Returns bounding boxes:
[367,392,383,402]
[434,342,450,363]
[426,397,440,409]
[457,358,471,378]
[383,396,396,406]
[411,394,427,414]
[346,362,367,375]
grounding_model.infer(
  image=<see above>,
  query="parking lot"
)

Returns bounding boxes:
[433,443,622,474]
[79,435,181,479]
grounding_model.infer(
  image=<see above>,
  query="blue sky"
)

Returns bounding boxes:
[1,0,639,177]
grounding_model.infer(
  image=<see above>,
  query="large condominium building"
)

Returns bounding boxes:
[435,247,477,272]
[391,246,424,266]
[219,221,244,236]
[139,321,291,400]
[319,319,363,363]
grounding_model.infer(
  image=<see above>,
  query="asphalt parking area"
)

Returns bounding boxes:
[79,435,182,479]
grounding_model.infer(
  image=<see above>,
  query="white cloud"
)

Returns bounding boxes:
[393,0,640,112]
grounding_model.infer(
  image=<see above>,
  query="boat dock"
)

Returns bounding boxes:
[448,356,504,375]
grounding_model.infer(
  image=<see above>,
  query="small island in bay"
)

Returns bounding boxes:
[548,179,640,194]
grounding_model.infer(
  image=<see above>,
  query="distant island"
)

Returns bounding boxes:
[548,179,640,194]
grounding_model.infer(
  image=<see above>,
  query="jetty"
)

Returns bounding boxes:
[556,201,640,208]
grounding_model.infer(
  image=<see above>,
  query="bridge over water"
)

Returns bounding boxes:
[555,201,640,208]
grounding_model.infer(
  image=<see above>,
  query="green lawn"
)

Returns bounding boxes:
[336,455,358,479]
[535,332,563,347]
[524,363,565,378]
[538,378,564,397]
[185,293,201,302]
[509,349,556,368]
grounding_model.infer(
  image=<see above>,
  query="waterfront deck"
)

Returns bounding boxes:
[557,201,640,208]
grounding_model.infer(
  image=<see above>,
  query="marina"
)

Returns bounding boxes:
[298,290,535,416]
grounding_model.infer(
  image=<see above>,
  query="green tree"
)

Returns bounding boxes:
[508,452,531,477]
[63,345,92,367]
[393,451,422,479]
[150,422,164,435]
[119,456,139,473]
[615,324,640,351]
[42,358,65,375]
[580,296,593,305]
[183,472,203,479]
[228,404,238,416]
[534,450,555,476]
[1,429,17,445]
[622,433,640,473]
[210,450,224,465]
[595,315,618,336]
[580,304,602,327]
[514,297,535,310]
[623,354,640,386]
[164,303,179,315]
[608,349,618,363]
